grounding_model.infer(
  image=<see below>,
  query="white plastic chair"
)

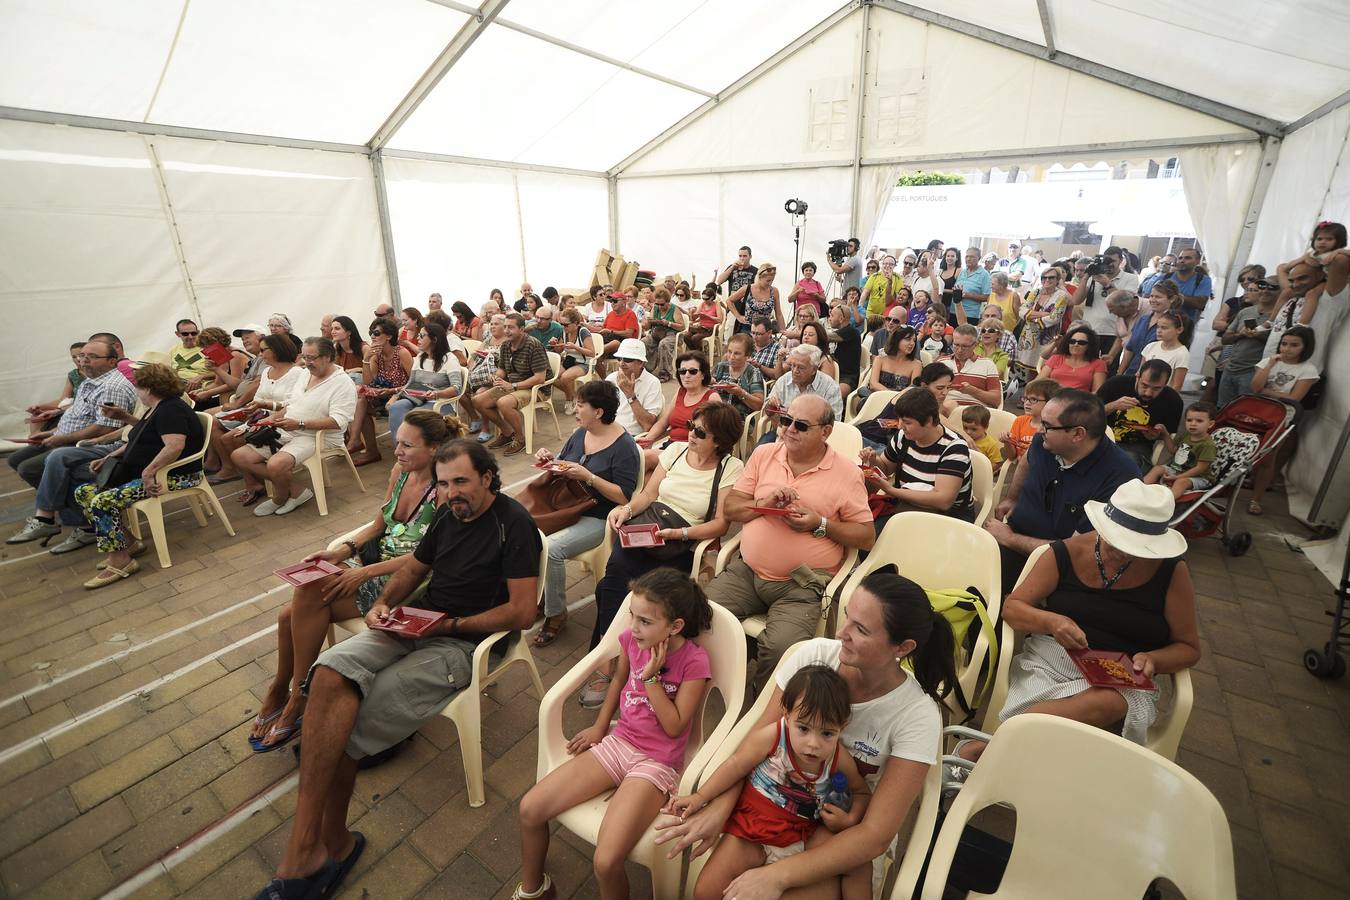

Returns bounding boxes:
[572,446,646,593]
[918,714,1236,900]
[536,594,747,900]
[981,545,1194,761]
[265,429,366,517]
[847,388,898,427]
[825,420,863,463]
[523,351,562,455]
[328,530,549,807]
[836,512,1001,722]
[712,532,858,641]
[986,407,1017,443]
[125,411,235,568]
[969,448,994,527]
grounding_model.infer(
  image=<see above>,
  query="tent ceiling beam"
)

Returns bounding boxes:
[617,132,1257,180]
[370,0,512,151]
[849,1,872,236]
[871,0,1281,138]
[608,0,862,176]
[1281,88,1350,136]
[380,148,605,178]
[0,105,370,154]
[1035,0,1056,58]
[424,0,715,98]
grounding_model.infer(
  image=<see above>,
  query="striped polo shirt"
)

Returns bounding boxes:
[884,424,975,519]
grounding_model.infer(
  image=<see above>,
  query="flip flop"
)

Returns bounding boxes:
[208,472,241,486]
[247,707,286,748]
[253,859,339,900]
[239,489,266,507]
[253,715,303,753]
[323,831,366,898]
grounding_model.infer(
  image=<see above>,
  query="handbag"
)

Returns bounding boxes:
[95,407,154,490]
[626,450,728,559]
[519,472,596,535]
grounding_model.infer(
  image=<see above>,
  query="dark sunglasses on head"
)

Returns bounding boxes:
[690,425,709,440]
[778,414,824,432]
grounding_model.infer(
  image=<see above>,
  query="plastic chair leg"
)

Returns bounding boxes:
[143,503,173,568]
[187,494,209,527]
[448,696,486,808]
[126,510,143,541]
[524,407,536,456]
[343,451,367,493]
[648,847,683,900]
[307,458,329,516]
[200,486,236,536]
[509,643,546,700]
[548,404,561,440]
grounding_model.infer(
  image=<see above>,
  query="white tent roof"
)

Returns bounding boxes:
[3,0,1348,172]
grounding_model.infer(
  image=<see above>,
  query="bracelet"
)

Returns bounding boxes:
[342,539,358,555]
[682,527,689,541]
[589,472,596,487]
[448,617,459,635]
[643,673,661,685]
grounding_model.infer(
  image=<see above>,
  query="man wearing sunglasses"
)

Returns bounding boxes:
[710,394,874,689]
[168,319,212,392]
[984,389,1137,590]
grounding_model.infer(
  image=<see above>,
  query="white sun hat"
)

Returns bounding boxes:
[1084,479,1187,559]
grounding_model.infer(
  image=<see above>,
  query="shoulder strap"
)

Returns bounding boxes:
[704,453,729,523]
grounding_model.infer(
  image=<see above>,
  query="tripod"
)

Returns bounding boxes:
[790,211,807,288]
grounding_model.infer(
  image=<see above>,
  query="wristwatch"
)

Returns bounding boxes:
[298,420,306,430]
[813,516,829,538]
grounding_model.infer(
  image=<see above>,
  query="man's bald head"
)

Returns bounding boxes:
[791,392,833,427]
[1289,261,1325,295]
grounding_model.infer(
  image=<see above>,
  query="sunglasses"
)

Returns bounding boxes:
[778,414,824,432]
[1067,338,1090,346]
[1040,275,1059,281]
[887,318,905,324]
[980,327,1001,334]
[178,330,198,337]
[690,425,709,440]
[677,367,701,376]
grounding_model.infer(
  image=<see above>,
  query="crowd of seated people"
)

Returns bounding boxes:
[8,222,1343,900]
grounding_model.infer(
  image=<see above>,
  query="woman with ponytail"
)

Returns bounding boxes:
[656,570,953,899]
[247,409,467,752]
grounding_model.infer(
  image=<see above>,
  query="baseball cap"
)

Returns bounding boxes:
[614,339,647,362]
[232,323,266,337]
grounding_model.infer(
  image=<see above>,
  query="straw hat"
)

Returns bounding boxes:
[1084,480,1187,559]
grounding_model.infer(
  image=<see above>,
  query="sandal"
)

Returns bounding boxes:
[239,489,266,507]
[253,715,303,753]
[251,858,338,900]
[1247,499,1264,516]
[83,560,140,590]
[533,612,567,647]
[207,472,241,486]
[248,706,285,746]
[94,540,146,570]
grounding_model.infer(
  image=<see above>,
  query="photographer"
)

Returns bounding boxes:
[1072,246,1140,356]
[827,237,863,292]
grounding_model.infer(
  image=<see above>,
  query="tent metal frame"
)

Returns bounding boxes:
[1222,136,1282,299]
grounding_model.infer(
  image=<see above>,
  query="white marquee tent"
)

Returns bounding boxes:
[3,0,1350,521]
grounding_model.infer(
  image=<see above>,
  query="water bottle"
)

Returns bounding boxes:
[823,771,852,813]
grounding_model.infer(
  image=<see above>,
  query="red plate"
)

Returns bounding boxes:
[876,418,899,429]
[750,505,795,517]
[217,408,251,421]
[533,461,568,472]
[370,606,447,638]
[5,437,42,445]
[859,465,886,481]
[619,524,665,548]
[1068,649,1156,691]
[273,559,343,586]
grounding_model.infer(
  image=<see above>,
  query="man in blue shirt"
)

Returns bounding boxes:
[1168,247,1212,322]
[954,246,992,325]
[984,389,1139,590]
[1138,253,1175,298]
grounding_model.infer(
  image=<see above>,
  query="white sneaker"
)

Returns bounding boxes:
[274,488,314,516]
[563,401,576,415]
[253,498,280,517]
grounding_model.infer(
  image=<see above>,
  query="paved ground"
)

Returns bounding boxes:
[0,406,1347,900]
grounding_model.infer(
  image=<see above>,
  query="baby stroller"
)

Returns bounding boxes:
[1168,395,1297,556]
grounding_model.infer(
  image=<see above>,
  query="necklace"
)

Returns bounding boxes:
[1094,536,1133,589]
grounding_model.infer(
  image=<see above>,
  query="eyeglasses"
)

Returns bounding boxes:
[1040,275,1058,281]
[1041,422,1078,433]
[778,414,825,432]
[690,425,709,440]
[677,367,701,376]
[1024,396,1047,405]
[178,330,198,337]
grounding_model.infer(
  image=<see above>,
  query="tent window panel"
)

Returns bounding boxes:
[873,88,923,148]
[806,77,851,153]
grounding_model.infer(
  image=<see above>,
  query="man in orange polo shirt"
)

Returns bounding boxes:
[709,394,874,689]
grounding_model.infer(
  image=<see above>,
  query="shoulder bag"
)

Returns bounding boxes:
[519,470,596,535]
[627,449,728,560]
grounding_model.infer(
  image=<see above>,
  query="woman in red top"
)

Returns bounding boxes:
[450,301,481,341]
[638,351,716,471]
[1038,323,1107,392]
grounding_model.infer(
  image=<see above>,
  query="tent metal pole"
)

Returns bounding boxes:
[1035,0,1056,58]
[424,0,713,98]
[1223,136,1281,294]
[369,0,512,150]
[849,2,872,237]
[512,173,528,281]
[0,106,370,155]
[608,0,861,176]
[608,176,619,252]
[1281,88,1350,136]
[144,138,204,325]
[869,0,1281,137]
[379,148,604,178]
[371,151,403,311]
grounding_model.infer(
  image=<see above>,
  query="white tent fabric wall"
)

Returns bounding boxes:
[382,158,609,306]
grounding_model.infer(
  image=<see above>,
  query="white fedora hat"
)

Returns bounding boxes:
[1084,480,1187,559]
[614,338,648,362]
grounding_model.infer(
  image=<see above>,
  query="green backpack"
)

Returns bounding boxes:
[903,586,999,722]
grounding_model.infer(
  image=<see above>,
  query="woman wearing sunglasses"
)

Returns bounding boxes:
[1040,323,1107,392]
[247,410,466,752]
[346,317,412,466]
[637,351,718,471]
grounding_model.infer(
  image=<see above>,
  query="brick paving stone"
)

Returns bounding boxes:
[179,847,276,900]
[168,805,284,893]
[1236,737,1319,808]
[23,849,119,900]
[1271,865,1350,900]
[1176,748,1259,831]
[410,786,511,870]
[1253,794,1348,886]
[336,841,437,900]
[345,792,428,884]
[416,851,504,900]
[1214,655,1276,703]
[102,786,227,880]
[124,739,236,821]
[88,700,195,766]
[0,746,97,820]
[1224,693,1298,754]
[0,786,80,859]
[0,699,74,749]
[0,796,135,895]
[70,733,183,812]
[1229,822,1278,900]
[1178,706,1242,766]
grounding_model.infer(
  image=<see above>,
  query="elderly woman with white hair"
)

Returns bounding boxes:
[267,313,302,353]
[951,480,1200,773]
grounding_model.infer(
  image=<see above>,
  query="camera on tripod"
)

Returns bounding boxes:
[827,239,850,264]
[784,198,808,216]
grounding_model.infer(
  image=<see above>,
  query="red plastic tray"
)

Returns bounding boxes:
[273,559,343,587]
[750,505,795,517]
[369,606,447,638]
[1068,649,1156,691]
[619,524,665,548]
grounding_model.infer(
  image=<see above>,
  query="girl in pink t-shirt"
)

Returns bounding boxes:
[515,569,713,900]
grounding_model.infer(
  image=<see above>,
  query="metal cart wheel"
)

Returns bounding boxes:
[1225,532,1252,557]
[1304,644,1346,680]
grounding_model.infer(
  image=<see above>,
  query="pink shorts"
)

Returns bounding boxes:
[590,733,678,795]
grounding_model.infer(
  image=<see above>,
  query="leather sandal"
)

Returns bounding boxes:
[532,612,567,646]
[83,560,140,590]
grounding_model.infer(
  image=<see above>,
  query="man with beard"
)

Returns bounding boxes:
[255,439,541,900]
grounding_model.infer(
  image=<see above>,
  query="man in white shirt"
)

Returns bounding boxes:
[1072,246,1140,356]
[765,345,844,419]
[605,339,663,436]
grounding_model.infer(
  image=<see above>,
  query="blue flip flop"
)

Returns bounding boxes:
[247,708,285,750]
[322,831,366,898]
[253,715,303,753]
[253,858,338,900]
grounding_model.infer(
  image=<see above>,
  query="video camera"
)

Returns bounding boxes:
[1084,254,1112,278]
[827,239,850,264]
